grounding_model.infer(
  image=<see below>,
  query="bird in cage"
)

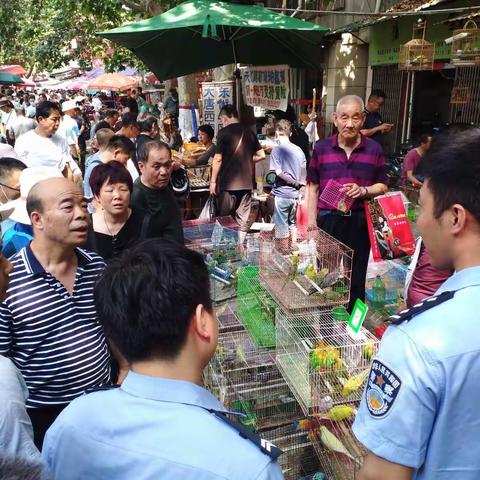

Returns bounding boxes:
[322,405,357,422]
[363,340,375,361]
[319,426,359,465]
[310,342,341,370]
[342,368,370,398]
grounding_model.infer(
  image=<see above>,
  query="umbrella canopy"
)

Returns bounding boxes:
[21,77,36,87]
[86,73,138,91]
[0,65,27,76]
[99,0,328,80]
[0,72,24,85]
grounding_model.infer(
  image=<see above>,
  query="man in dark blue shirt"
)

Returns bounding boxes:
[361,89,393,150]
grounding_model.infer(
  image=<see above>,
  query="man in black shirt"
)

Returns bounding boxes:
[125,90,139,116]
[94,110,119,134]
[210,105,265,237]
[361,89,393,150]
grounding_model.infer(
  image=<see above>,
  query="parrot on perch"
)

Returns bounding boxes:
[322,405,357,422]
[320,426,358,464]
[342,369,370,397]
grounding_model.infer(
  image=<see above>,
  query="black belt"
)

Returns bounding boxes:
[319,209,364,217]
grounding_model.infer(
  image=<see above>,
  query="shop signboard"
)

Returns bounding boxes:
[369,14,453,66]
[200,81,233,137]
[242,65,290,111]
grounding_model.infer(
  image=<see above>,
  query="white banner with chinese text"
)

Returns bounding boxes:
[200,81,234,138]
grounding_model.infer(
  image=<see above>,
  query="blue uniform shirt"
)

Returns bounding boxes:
[43,371,284,480]
[353,266,480,479]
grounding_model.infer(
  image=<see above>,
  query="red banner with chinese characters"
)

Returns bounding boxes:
[365,193,415,261]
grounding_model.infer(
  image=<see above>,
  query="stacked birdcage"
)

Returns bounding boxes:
[258,227,353,312]
[450,20,480,66]
[184,222,242,303]
[216,300,244,334]
[275,307,379,417]
[236,265,276,348]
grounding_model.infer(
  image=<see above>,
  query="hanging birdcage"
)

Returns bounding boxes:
[399,19,435,71]
[451,20,480,66]
[450,84,471,104]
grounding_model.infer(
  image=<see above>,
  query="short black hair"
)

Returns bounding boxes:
[419,133,431,145]
[198,124,214,140]
[419,127,480,222]
[137,140,171,164]
[121,112,139,129]
[94,239,213,362]
[105,135,135,155]
[0,456,43,480]
[369,89,386,100]
[26,184,44,217]
[0,157,26,183]
[104,109,118,119]
[219,104,238,119]
[36,101,60,121]
[89,160,133,197]
[138,116,158,133]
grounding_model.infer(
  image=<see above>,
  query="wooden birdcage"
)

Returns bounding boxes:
[399,19,435,71]
[451,20,480,66]
[450,85,471,104]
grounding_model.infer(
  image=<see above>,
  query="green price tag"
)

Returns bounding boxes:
[348,299,368,334]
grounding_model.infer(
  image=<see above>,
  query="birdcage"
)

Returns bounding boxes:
[215,300,244,334]
[236,265,277,348]
[309,416,367,480]
[451,20,480,66]
[262,423,323,480]
[399,20,435,71]
[207,329,303,431]
[258,227,353,312]
[450,85,471,104]
[275,308,379,416]
[184,222,242,303]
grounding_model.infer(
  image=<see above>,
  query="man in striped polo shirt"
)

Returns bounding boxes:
[306,94,388,311]
[0,177,111,449]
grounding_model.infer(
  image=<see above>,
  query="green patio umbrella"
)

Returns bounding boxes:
[0,72,23,85]
[99,0,328,80]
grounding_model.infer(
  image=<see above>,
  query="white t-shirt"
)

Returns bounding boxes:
[11,117,36,139]
[59,115,79,146]
[14,130,71,173]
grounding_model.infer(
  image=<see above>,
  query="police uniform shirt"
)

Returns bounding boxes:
[352,266,480,479]
[42,371,284,480]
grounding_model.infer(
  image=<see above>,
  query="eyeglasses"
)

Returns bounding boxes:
[0,182,20,192]
[0,183,20,204]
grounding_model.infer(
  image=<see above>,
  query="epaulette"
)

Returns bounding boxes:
[84,384,120,395]
[208,409,282,460]
[389,290,455,325]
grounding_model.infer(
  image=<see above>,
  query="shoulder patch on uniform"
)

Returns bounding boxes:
[365,359,401,419]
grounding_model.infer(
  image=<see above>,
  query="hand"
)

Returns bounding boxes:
[341,183,362,199]
[210,181,217,196]
[307,223,317,232]
[380,123,393,133]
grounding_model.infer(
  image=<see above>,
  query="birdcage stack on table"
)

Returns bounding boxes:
[215,300,244,334]
[184,222,242,303]
[258,227,353,312]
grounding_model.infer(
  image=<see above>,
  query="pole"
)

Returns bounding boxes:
[406,71,415,142]
[401,72,410,144]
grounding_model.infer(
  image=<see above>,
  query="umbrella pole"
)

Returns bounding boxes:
[231,40,242,114]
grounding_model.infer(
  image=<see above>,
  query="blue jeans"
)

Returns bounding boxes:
[273,196,297,238]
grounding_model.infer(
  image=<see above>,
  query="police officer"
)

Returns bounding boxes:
[42,239,284,480]
[353,127,480,480]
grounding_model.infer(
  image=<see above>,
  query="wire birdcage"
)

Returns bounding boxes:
[275,308,379,416]
[451,20,480,66]
[259,227,353,312]
[184,222,242,303]
[215,300,244,334]
[262,423,323,480]
[206,330,303,431]
[450,85,471,104]
[399,20,435,71]
[309,416,367,480]
[237,266,277,348]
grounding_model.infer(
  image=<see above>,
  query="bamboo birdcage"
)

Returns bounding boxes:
[451,20,480,66]
[399,20,435,71]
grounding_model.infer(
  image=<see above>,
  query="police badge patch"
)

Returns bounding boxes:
[365,359,402,418]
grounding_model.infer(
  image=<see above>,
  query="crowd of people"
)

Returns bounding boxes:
[0,81,479,480]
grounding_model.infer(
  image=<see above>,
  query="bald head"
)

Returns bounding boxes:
[335,95,365,113]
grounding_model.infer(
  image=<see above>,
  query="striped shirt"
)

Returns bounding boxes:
[0,245,111,408]
[307,134,387,210]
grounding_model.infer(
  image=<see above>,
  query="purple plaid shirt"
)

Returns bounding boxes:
[307,134,387,210]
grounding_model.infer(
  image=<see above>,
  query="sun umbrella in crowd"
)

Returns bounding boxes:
[86,73,138,91]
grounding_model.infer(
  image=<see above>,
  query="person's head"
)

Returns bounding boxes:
[35,101,61,137]
[275,119,292,138]
[95,128,115,152]
[129,89,138,99]
[120,112,140,138]
[14,105,25,116]
[417,127,480,271]
[103,135,135,166]
[38,93,47,103]
[0,456,43,480]
[0,98,13,113]
[198,124,214,146]
[418,133,432,152]
[94,239,216,371]
[61,99,77,117]
[104,109,119,126]
[0,158,26,203]
[89,161,132,217]
[138,116,159,137]
[219,104,239,127]
[27,177,89,247]
[367,89,386,113]
[169,88,178,100]
[137,140,173,190]
[333,95,365,142]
